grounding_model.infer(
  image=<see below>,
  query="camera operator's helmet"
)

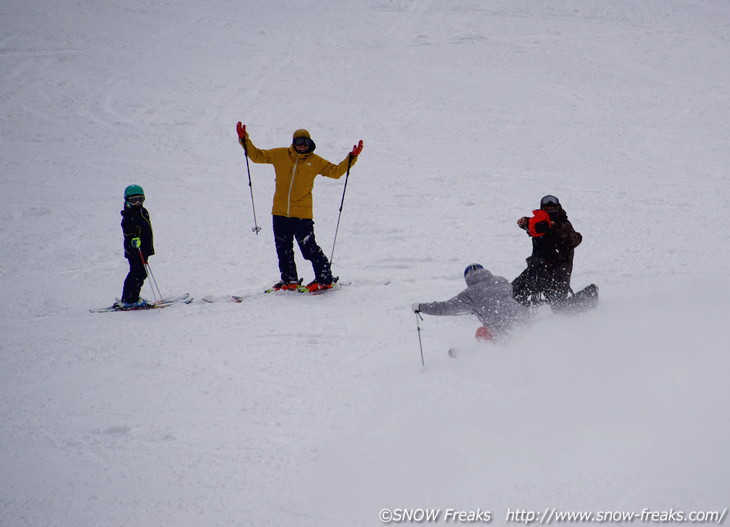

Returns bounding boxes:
[540,195,560,208]
[539,195,560,220]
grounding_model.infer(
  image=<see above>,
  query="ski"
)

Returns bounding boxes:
[296,276,342,295]
[200,286,302,303]
[90,293,192,313]
[264,278,304,294]
[200,278,391,302]
[447,346,485,359]
[200,294,245,303]
[297,277,391,295]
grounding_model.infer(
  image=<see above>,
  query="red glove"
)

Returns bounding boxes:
[236,122,246,139]
[351,140,363,157]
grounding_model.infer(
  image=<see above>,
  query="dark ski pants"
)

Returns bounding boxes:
[273,215,332,284]
[512,260,571,309]
[122,254,147,304]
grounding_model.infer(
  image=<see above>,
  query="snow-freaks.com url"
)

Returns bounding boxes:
[505,507,728,524]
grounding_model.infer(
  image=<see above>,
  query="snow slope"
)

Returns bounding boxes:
[1,1,729,525]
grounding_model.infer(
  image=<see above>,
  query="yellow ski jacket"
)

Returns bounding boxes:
[241,132,358,219]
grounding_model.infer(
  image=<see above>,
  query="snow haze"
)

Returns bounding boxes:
[2,1,729,525]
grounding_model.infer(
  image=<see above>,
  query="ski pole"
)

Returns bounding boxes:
[329,154,353,265]
[239,125,262,235]
[138,248,163,302]
[415,311,425,366]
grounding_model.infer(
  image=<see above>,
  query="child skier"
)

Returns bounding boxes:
[120,184,154,308]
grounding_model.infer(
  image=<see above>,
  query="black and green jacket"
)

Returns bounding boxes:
[121,205,155,259]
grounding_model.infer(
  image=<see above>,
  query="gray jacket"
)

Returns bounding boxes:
[418,267,527,335]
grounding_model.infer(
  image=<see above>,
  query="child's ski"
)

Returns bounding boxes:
[90,293,192,313]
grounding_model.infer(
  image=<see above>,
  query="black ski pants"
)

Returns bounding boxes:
[512,258,571,308]
[273,215,332,284]
[122,253,147,304]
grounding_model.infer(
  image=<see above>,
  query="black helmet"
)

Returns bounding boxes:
[540,195,560,208]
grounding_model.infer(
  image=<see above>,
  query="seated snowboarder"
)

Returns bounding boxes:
[412,264,528,341]
[512,194,597,312]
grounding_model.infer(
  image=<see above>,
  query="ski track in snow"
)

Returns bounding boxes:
[1,1,729,526]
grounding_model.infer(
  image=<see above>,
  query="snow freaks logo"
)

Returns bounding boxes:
[379,508,492,523]
[378,507,728,524]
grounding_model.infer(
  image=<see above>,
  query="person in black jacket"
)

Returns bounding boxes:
[120,184,154,307]
[512,195,582,309]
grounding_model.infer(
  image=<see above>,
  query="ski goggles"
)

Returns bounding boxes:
[127,195,145,205]
[293,137,312,148]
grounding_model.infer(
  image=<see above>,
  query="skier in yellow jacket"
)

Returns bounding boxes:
[236,122,363,292]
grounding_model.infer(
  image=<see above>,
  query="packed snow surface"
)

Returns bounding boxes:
[1,1,729,525]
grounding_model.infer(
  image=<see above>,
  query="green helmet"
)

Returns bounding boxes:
[124,184,144,198]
